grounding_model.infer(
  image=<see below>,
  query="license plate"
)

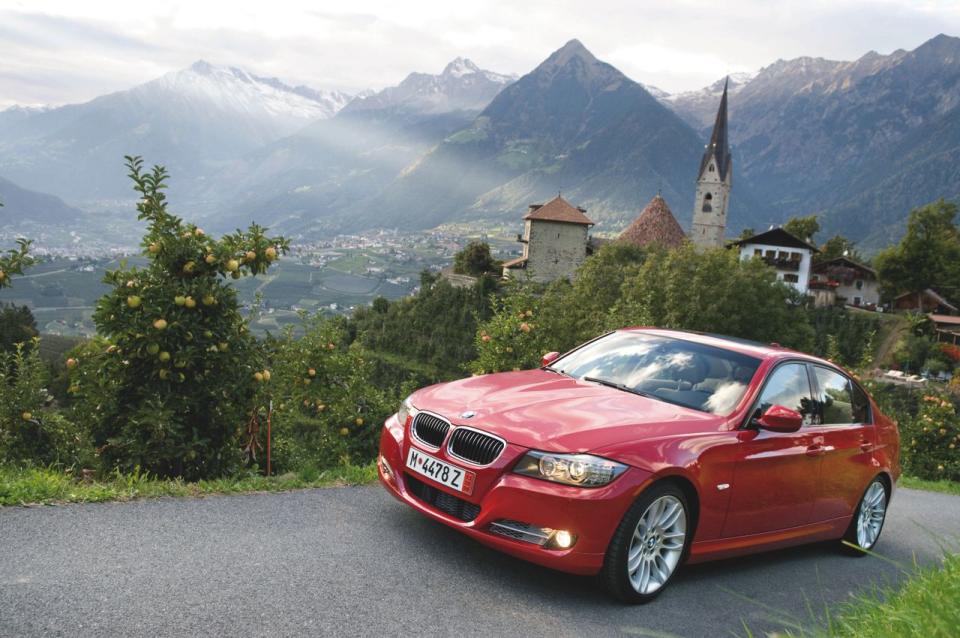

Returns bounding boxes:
[406,447,475,495]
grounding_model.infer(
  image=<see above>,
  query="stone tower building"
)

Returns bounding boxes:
[502,195,594,282]
[691,78,732,250]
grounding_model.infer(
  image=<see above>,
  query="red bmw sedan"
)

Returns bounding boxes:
[378,328,900,602]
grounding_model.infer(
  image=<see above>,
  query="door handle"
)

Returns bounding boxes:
[860,440,873,452]
[805,445,825,457]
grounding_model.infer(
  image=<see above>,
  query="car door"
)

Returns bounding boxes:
[808,365,878,522]
[723,362,823,538]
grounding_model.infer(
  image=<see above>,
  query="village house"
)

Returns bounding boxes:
[810,256,881,308]
[930,314,960,345]
[502,195,594,282]
[893,289,958,314]
[732,227,818,294]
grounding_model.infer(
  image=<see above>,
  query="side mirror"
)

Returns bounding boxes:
[541,351,560,367]
[755,404,803,433]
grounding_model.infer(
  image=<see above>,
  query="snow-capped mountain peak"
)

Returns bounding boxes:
[145,60,355,122]
[443,57,482,77]
[343,58,515,114]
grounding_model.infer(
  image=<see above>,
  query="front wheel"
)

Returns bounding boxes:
[600,483,690,603]
[841,477,888,555]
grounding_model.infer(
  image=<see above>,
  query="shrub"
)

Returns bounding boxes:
[611,244,815,350]
[68,157,288,479]
[265,317,399,471]
[0,239,34,290]
[349,276,495,378]
[807,307,880,368]
[941,343,960,365]
[869,382,960,481]
[471,291,546,374]
[0,339,92,466]
[0,304,37,353]
[899,393,960,481]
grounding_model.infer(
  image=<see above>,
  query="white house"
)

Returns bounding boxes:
[732,227,818,294]
[811,256,881,308]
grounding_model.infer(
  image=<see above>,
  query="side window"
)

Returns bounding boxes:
[756,363,817,424]
[851,381,871,424]
[811,367,858,425]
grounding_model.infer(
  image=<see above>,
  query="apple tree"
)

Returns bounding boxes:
[265,316,397,472]
[0,239,34,289]
[69,157,288,479]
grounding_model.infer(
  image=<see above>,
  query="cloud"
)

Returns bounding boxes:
[0,0,958,108]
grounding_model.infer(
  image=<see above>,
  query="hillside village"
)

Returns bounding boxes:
[493,77,956,331]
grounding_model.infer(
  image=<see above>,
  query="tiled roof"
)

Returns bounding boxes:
[930,313,960,325]
[894,289,958,312]
[733,227,819,252]
[618,195,686,248]
[813,256,877,276]
[524,195,594,225]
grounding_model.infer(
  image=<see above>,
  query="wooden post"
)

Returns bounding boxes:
[267,401,272,477]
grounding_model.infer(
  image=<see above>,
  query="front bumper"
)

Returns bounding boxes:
[378,414,652,576]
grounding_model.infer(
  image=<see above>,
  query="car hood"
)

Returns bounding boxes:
[413,369,723,453]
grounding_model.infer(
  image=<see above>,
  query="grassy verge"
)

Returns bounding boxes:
[807,552,960,637]
[900,476,960,496]
[0,462,377,506]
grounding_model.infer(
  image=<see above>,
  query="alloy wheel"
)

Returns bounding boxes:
[856,481,887,549]
[626,495,687,595]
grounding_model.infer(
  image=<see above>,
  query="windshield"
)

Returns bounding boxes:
[548,331,761,415]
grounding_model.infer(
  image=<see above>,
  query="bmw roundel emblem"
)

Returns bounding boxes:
[460,410,476,419]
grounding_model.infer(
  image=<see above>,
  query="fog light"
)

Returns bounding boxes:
[379,455,394,482]
[553,530,573,549]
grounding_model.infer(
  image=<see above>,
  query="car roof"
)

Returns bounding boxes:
[620,327,832,366]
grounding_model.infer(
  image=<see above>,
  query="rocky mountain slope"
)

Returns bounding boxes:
[345,40,733,235]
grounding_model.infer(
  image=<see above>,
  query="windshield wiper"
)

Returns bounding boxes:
[583,376,656,398]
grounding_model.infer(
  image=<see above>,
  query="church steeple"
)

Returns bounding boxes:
[691,77,733,250]
[699,78,731,181]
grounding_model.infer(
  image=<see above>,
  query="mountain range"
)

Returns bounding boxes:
[2,34,960,251]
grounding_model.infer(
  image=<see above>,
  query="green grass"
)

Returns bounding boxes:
[900,476,960,496]
[805,551,960,637]
[0,463,377,506]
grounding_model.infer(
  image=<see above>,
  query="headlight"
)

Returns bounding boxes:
[397,395,418,426]
[513,451,627,487]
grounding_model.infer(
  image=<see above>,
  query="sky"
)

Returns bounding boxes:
[1,0,959,108]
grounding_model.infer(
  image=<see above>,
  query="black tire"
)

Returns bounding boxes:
[840,477,889,556]
[600,482,691,603]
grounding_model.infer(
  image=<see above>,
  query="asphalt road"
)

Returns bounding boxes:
[1,485,958,638]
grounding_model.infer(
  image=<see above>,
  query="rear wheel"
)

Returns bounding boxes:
[841,477,888,556]
[600,483,690,603]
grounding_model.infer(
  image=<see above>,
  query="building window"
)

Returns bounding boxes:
[856,280,863,290]
[709,164,715,172]
[702,192,713,212]
[784,274,799,283]
[765,250,775,258]
[790,252,801,262]
[753,249,762,256]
